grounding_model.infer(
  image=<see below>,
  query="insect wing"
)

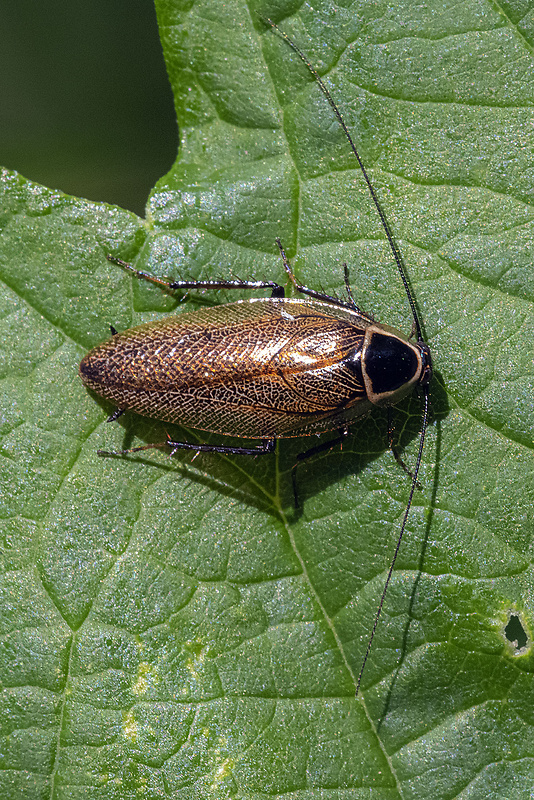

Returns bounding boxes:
[80,297,373,438]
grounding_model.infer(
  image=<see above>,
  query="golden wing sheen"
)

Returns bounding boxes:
[79,297,374,438]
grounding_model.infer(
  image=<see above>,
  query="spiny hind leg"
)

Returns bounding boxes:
[106,255,286,298]
[98,436,276,458]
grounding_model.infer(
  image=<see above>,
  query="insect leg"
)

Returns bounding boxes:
[98,438,276,458]
[291,426,350,507]
[275,239,359,310]
[166,439,276,456]
[106,256,285,298]
[387,408,422,490]
[106,408,125,423]
[341,263,370,317]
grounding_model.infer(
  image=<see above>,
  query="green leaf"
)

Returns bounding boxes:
[1,1,533,798]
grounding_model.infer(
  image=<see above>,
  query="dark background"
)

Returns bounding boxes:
[1,2,177,217]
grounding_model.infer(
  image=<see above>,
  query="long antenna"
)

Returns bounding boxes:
[355,387,429,694]
[264,18,424,343]
[265,18,432,697]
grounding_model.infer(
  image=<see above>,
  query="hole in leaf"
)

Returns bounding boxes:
[504,612,529,653]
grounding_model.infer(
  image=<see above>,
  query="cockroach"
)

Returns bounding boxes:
[79,20,433,695]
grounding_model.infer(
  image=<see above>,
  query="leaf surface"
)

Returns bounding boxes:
[1,1,533,798]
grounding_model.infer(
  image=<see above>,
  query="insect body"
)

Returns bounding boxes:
[80,20,434,696]
[80,284,430,441]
